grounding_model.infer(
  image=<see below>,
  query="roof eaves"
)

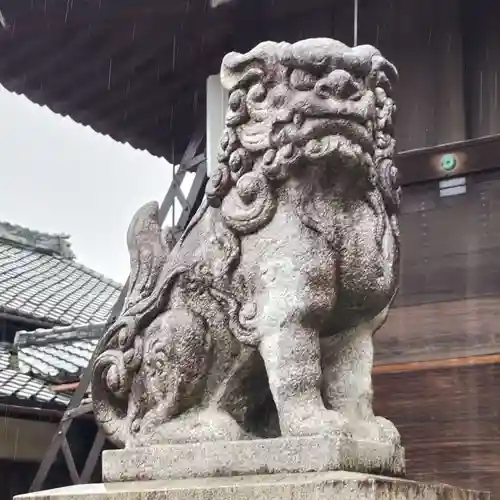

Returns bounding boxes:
[0,221,75,259]
[0,304,64,328]
[0,367,72,408]
[14,322,106,347]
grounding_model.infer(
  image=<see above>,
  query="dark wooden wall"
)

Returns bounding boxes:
[374,164,500,497]
[0,459,71,500]
[462,0,500,139]
[373,363,500,495]
[356,0,466,152]
[215,0,500,155]
[0,417,100,499]
[328,0,500,152]
[376,167,500,364]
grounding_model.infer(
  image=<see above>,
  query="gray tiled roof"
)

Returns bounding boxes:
[0,345,71,406]
[15,323,104,384]
[0,239,121,325]
[0,222,120,407]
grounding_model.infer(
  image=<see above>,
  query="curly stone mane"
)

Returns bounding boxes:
[206,39,400,237]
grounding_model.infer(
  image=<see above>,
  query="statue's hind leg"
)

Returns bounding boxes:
[320,307,400,445]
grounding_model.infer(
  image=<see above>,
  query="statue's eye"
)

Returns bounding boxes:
[289,69,317,90]
[247,83,266,103]
[390,166,400,189]
[155,352,167,371]
[229,89,245,111]
[315,70,360,100]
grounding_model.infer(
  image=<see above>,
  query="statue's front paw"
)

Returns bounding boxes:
[131,408,248,445]
[344,416,400,445]
[281,407,347,437]
[374,416,400,445]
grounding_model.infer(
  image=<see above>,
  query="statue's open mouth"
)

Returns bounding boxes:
[268,90,380,159]
[270,115,375,162]
[297,89,380,151]
[296,117,374,154]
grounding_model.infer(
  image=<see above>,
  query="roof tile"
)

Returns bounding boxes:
[0,346,71,406]
[15,323,104,384]
[0,241,121,325]
[0,225,121,407]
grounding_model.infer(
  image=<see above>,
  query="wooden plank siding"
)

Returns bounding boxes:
[332,0,466,152]
[373,363,500,495]
[462,0,500,140]
[372,159,500,496]
[375,298,500,366]
[330,0,500,153]
[394,168,500,309]
[397,134,500,186]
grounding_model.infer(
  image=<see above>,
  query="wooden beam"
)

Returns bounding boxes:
[60,437,80,484]
[0,403,65,420]
[158,122,205,223]
[0,311,57,329]
[174,161,208,238]
[79,430,106,483]
[397,133,500,185]
[373,353,500,375]
[62,403,94,422]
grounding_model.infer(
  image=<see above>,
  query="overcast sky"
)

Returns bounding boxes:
[0,86,181,284]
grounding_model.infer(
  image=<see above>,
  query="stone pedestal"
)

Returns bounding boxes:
[102,436,405,482]
[15,438,487,500]
[16,472,488,500]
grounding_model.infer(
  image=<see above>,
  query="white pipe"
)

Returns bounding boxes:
[206,74,229,176]
[353,0,359,46]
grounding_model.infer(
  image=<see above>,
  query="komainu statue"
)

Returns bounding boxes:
[92,38,401,449]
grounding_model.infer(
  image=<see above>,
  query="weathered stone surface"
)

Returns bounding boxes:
[102,435,405,482]
[90,37,402,473]
[15,472,488,500]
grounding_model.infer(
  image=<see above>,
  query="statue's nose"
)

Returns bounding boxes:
[314,69,358,99]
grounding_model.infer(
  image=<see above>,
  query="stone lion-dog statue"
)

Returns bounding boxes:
[92,38,401,452]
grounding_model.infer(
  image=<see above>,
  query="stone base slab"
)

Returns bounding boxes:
[102,436,405,482]
[16,472,488,500]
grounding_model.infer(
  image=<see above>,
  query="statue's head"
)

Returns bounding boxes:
[206,39,399,234]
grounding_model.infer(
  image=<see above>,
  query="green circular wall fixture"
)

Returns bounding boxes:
[441,153,457,172]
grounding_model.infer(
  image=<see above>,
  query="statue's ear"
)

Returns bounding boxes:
[221,41,281,90]
[163,227,176,252]
[369,55,398,93]
[220,60,265,92]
